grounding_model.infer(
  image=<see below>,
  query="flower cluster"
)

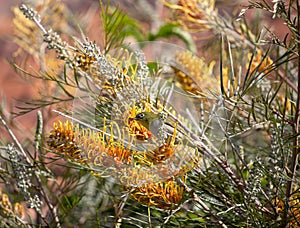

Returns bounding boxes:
[47,120,132,167]
[47,118,194,208]
[130,179,184,209]
[163,0,215,32]
[20,3,201,210]
[174,50,216,95]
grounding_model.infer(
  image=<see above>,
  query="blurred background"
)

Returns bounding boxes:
[0,0,289,139]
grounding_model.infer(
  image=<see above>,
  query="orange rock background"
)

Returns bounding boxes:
[0,1,96,141]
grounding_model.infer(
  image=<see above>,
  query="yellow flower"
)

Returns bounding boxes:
[0,191,25,219]
[289,193,300,226]
[163,0,215,32]
[149,144,175,163]
[174,50,216,95]
[47,120,84,163]
[47,120,136,166]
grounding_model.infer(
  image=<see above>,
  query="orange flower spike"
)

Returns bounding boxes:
[130,179,184,209]
[174,50,216,96]
[289,192,300,225]
[106,143,132,164]
[273,187,300,226]
[150,144,175,163]
[47,120,85,163]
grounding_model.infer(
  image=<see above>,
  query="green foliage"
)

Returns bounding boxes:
[148,23,196,52]
[100,0,146,53]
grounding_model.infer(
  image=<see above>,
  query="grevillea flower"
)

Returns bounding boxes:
[47,120,133,168]
[289,193,300,226]
[163,0,215,32]
[129,178,184,209]
[20,3,201,209]
[47,121,83,162]
[47,119,197,187]
[174,50,216,95]
[13,203,25,220]
[1,194,12,213]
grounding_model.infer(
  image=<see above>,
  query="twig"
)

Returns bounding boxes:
[114,188,136,228]
[34,111,43,156]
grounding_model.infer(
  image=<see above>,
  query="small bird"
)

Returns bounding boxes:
[133,111,195,147]
[133,112,166,139]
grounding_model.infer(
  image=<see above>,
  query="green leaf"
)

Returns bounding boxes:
[100,0,144,53]
[148,23,196,52]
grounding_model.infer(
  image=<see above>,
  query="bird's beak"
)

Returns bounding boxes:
[128,117,138,122]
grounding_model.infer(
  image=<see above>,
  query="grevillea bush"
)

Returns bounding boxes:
[1,0,300,227]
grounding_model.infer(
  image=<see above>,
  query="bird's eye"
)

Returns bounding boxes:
[136,113,145,119]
